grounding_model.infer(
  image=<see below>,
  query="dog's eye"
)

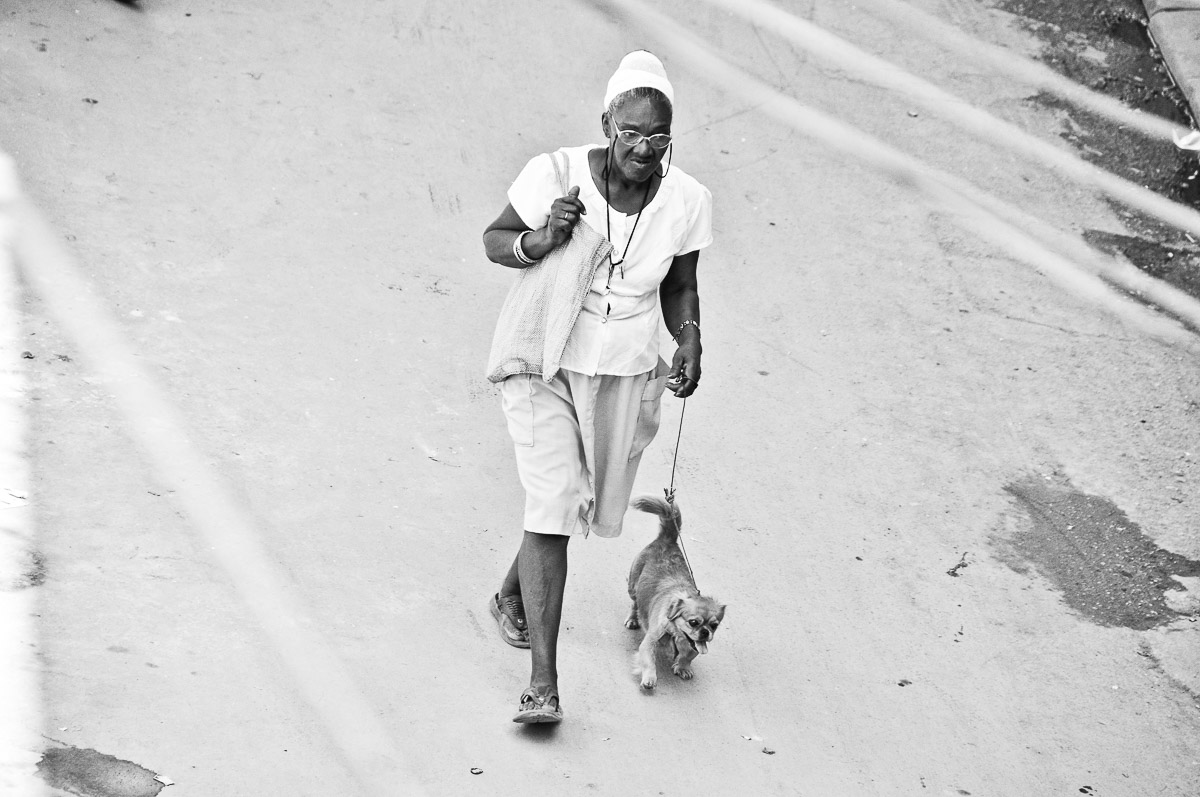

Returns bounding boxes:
[688,619,700,627]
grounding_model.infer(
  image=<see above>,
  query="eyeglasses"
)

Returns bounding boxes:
[613,127,673,150]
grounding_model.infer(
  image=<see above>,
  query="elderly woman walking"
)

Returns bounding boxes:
[482,51,713,724]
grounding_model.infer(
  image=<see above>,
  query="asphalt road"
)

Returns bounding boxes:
[4,0,1200,795]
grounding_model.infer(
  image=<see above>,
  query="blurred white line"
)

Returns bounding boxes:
[9,190,425,796]
[923,178,1189,344]
[701,0,1200,243]
[0,154,46,797]
[854,0,1185,142]
[588,0,1200,344]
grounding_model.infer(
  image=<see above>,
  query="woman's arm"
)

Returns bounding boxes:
[659,249,702,398]
[482,188,586,269]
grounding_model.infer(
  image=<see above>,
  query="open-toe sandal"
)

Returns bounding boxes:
[512,687,562,724]
[489,593,530,649]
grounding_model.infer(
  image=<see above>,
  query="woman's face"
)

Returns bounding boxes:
[604,95,673,185]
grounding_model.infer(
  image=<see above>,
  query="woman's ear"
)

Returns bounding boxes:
[600,111,612,140]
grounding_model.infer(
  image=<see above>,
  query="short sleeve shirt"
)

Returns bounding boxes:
[507,145,713,376]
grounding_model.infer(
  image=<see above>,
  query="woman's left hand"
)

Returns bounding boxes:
[667,338,702,398]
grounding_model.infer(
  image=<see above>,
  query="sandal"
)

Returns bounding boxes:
[489,593,530,649]
[512,687,562,724]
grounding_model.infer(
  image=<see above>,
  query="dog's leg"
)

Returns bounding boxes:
[626,557,645,629]
[671,637,699,681]
[635,628,663,690]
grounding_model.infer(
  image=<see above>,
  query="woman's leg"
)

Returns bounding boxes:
[518,531,569,693]
[491,553,529,647]
[496,372,584,718]
[500,554,521,598]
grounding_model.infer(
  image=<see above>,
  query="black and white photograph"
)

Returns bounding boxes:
[2,1,1200,794]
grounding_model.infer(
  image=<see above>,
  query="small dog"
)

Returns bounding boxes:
[625,496,726,689]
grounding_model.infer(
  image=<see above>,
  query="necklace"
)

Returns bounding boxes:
[603,150,654,280]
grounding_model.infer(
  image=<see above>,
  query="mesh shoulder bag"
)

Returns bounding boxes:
[486,149,614,383]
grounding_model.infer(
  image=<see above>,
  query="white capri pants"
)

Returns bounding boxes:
[500,362,668,537]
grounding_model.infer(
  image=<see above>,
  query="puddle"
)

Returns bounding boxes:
[1001,474,1200,630]
[37,746,165,797]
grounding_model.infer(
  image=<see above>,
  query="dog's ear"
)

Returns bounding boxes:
[667,597,684,621]
[715,604,726,623]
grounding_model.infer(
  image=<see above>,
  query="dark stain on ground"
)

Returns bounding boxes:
[999,0,1190,125]
[11,548,46,589]
[37,746,165,797]
[1000,474,1200,630]
[996,0,1200,304]
[1083,229,1200,301]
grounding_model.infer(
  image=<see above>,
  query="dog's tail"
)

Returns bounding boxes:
[630,495,682,543]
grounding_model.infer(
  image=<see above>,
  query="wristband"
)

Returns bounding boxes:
[674,319,700,340]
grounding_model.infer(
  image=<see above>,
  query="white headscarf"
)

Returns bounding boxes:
[603,50,674,111]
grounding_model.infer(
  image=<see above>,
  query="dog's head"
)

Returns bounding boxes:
[667,596,725,654]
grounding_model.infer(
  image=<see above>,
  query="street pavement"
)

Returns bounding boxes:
[4,1,1200,795]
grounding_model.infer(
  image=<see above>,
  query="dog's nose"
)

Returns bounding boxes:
[698,628,710,640]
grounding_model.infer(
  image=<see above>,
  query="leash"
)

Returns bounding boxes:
[663,397,697,586]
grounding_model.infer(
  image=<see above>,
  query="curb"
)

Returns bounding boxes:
[1146,1,1200,129]
[1145,0,1200,13]
[0,154,47,795]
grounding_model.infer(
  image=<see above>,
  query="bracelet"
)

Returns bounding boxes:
[512,230,538,266]
[674,319,700,340]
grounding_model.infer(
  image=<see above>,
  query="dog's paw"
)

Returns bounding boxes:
[640,673,658,690]
[624,618,640,630]
[672,664,694,680]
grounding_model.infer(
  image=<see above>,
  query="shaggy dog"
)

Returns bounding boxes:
[625,496,725,689]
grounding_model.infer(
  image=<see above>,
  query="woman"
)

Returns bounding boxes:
[482,51,713,724]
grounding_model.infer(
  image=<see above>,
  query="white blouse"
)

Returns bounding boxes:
[507,144,713,377]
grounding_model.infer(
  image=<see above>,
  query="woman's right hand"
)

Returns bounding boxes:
[543,186,585,249]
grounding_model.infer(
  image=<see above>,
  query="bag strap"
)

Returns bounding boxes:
[548,150,570,196]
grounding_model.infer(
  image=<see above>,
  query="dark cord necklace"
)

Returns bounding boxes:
[603,149,654,280]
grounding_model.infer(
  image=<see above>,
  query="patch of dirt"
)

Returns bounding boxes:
[1084,229,1200,298]
[37,746,166,797]
[1001,473,1200,630]
[996,0,1200,301]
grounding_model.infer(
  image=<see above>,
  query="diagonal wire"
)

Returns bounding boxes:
[583,0,1200,344]
[9,194,426,797]
[699,0,1200,243]
[853,0,1185,142]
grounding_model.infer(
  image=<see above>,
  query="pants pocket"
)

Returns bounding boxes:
[501,374,535,447]
[629,362,668,461]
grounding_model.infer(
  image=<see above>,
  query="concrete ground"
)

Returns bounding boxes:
[3,0,1200,795]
